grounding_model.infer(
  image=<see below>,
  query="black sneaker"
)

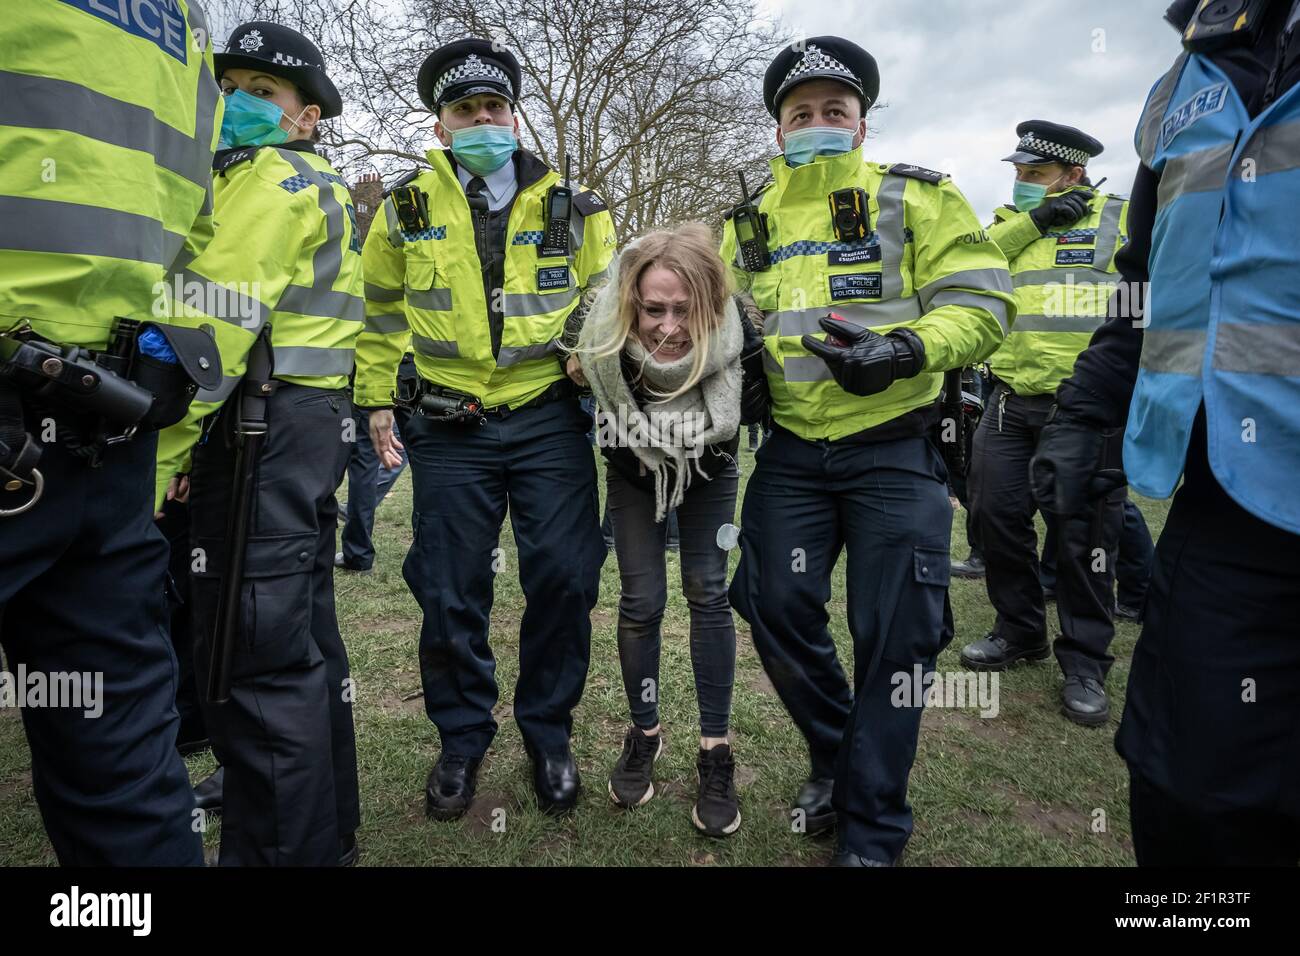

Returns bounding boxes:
[608,726,662,809]
[693,743,741,838]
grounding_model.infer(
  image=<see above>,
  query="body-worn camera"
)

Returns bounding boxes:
[829,187,872,242]
[392,185,431,233]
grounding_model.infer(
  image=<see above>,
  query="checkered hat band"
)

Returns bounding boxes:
[1018,134,1089,166]
[433,57,511,104]
[782,45,857,92]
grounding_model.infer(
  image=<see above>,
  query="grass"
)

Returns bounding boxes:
[0,442,1168,866]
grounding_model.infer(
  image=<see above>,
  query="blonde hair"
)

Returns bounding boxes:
[584,222,731,401]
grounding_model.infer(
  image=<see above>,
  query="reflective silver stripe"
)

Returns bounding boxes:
[928,290,1010,335]
[504,287,580,318]
[412,334,460,359]
[766,298,924,337]
[569,212,585,252]
[365,282,404,302]
[782,355,835,383]
[1092,198,1124,271]
[1138,53,1188,165]
[1213,323,1300,376]
[188,0,220,186]
[1141,329,1206,374]
[875,174,908,300]
[763,350,782,376]
[406,287,453,311]
[272,345,355,377]
[276,284,364,322]
[1010,314,1106,334]
[918,268,1014,303]
[498,340,559,366]
[1247,118,1300,177]
[167,247,271,328]
[280,151,353,312]
[1013,268,1117,288]
[0,195,182,265]
[1156,142,1234,208]
[364,312,408,334]
[586,267,611,287]
[198,374,241,403]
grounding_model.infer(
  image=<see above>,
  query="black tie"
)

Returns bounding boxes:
[465,176,488,211]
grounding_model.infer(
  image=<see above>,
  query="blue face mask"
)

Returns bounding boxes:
[1012,181,1050,211]
[450,124,518,175]
[782,126,857,167]
[218,89,303,149]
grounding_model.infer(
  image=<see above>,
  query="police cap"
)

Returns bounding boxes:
[1003,120,1104,167]
[417,39,522,113]
[763,36,879,120]
[215,22,343,119]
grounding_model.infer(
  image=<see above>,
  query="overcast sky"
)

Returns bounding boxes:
[760,0,1185,217]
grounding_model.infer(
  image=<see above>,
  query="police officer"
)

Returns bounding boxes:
[0,0,222,865]
[1033,0,1300,864]
[356,39,617,818]
[959,122,1130,726]
[724,37,1014,866]
[152,22,363,866]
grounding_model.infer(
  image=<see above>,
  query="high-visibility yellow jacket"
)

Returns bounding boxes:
[353,148,617,409]
[986,186,1130,396]
[0,0,222,347]
[153,143,364,507]
[720,147,1014,441]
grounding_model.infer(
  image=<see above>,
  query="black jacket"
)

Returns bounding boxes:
[1058,1,1300,427]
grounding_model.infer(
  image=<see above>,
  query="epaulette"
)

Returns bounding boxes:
[886,163,948,185]
[721,179,773,220]
[382,167,425,198]
[213,146,261,175]
[572,190,608,217]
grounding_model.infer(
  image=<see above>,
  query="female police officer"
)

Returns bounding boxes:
[153,22,363,866]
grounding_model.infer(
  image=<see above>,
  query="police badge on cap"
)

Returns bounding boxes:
[1003,120,1104,167]
[417,39,522,112]
[763,36,880,119]
[215,22,343,118]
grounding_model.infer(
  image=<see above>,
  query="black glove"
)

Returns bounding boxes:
[1029,190,1093,232]
[1029,406,1128,518]
[738,306,770,425]
[800,316,925,397]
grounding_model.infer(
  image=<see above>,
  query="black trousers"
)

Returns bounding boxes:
[1040,496,1155,609]
[157,497,206,748]
[1118,412,1300,865]
[970,385,1124,680]
[729,425,953,863]
[0,427,202,865]
[189,384,360,866]
[402,397,603,758]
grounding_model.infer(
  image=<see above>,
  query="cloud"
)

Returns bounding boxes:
[762,0,1184,216]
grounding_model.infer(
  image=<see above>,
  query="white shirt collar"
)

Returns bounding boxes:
[456,159,516,206]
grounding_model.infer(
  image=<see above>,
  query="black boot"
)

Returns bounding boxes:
[425,753,482,821]
[951,552,986,579]
[793,776,836,836]
[531,744,580,815]
[960,633,1050,671]
[1061,676,1110,727]
[193,766,224,813]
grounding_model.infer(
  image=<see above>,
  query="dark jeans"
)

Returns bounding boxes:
[190,385,360,866]
[403,397,604,757]
[1040,497,1154,608]
[1118,412,1300,865]
[606,465,739,738]
[339,407,410,570]
[729,425,953,863]
[0,428,202,865]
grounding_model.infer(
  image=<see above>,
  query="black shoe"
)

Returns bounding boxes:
[1115,602,1142,622]
[960,633,1051,671]
[1061,676,1110,727]
[830,851,892,867]
[608,726,662,809]
[951,553,986,579]
[531,745,580,815]
[338,832,359,867]
[693,743,741,838]
[425,753,482,821]
[794,776,836,837]
[333,551,372,574]
[194,767,223,813]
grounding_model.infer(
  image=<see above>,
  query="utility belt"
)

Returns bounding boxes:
[396,375,576,426]
[0,319,221,516]
[988,374,1056,432]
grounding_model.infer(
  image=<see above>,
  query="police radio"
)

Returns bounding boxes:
[734,170,771,272]
[392,185,430,233]
[1181,0,1274,51]
[829,187,871,242]
[540,155,574,258]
